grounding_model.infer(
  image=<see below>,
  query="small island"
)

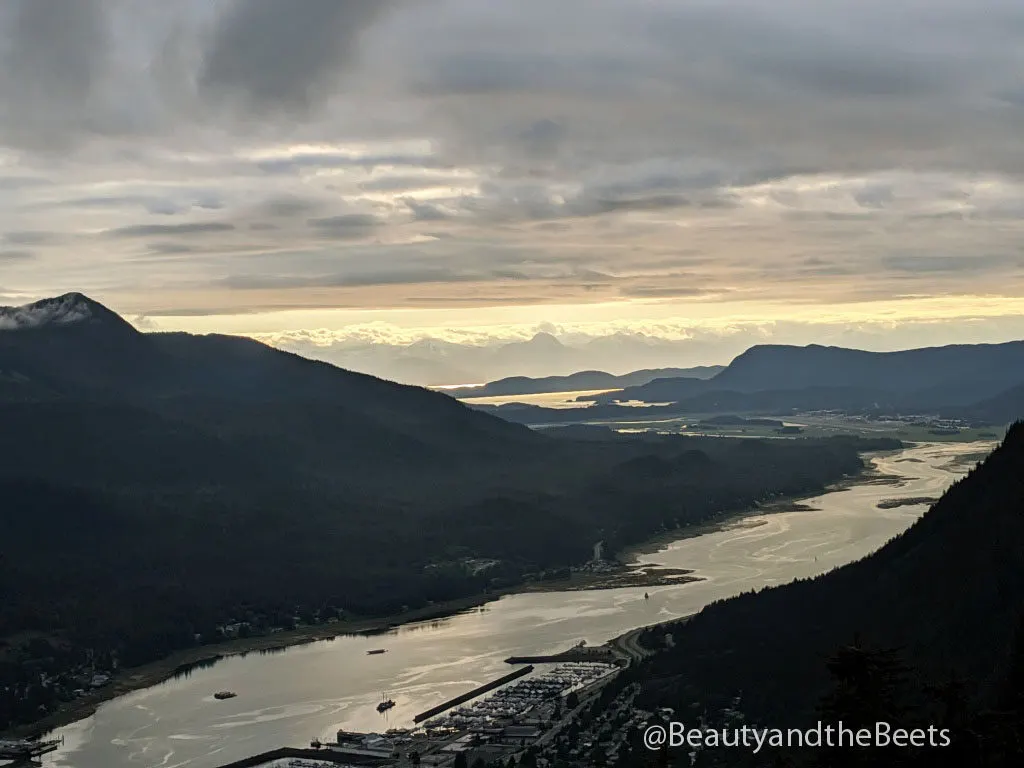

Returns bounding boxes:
[522,560,701,593]
[877,497,939,509]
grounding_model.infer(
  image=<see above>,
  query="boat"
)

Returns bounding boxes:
[376,693,395,712]
[214,691,237,700]
[367,648,387,655]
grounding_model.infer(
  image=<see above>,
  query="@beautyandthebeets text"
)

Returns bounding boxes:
[643,721,952,754]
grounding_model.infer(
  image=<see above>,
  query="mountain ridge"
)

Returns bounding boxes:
[633,424,1024,738]
[585,340,1024,412]
[443,365,725,399]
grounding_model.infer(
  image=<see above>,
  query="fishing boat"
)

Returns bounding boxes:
[214,691,237,700]
[376,693,395,712]
[367,648,387,655]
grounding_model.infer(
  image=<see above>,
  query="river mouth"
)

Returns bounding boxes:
[41,440,993,768]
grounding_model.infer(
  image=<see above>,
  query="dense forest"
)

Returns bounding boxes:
[0,294,898,732]
[616,423,1024,766]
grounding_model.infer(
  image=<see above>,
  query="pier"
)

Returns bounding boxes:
[413,665,534,723]
[505,646,620,665]
[212,746,389,767]
[0,737,64,763]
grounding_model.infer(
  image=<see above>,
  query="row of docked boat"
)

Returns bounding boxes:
[425,662,616,729]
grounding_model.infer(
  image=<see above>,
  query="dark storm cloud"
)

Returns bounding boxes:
[418,53,555,96]
[517,119,566,162]
[0,176,52,191]
[30,191,226,216]
[459,175,736,223]
[221,268,473,290]
[753,54,948,99]
[42,194,184,215]
[881,254,1023,273]
[307,214,382,239]
[106,222,235,238]
[5,0,1024,326]
[360,175,465,193]
[397,0,1024,179]
[3,231,58,246]
[575,194,697,216]
[0,0,111,148]
[256,196,324,218]
[403,199,450,221]
[197,0,402,114]
[145,242,201,255]
[618,286,721,299]
[256,151,447,175]
[0,249,34,261]
[853,184,896,209]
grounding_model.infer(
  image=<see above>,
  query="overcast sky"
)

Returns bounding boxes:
[3,0,1024,383]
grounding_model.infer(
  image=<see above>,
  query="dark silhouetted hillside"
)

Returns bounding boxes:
[957,382,1024,426]
[632,424,1024,749]
[580,343,1024,426]
[445,366,724,399]
[712,342,1024,399]
[0,294,897,733]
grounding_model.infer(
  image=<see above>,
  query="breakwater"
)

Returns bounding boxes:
[413,665,534,723]
[505,646,620,665]
[214,746,387,767]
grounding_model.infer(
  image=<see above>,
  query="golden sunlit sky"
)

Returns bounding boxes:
[3,0,1024,383]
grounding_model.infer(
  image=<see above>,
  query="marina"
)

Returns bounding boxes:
[422,662,617,731]
[0,736,63,763]
[280,662,625,768]
[413,665,534,724]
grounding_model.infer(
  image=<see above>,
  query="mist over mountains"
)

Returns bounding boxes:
[259,329,742,386]
[255,316,1024,388]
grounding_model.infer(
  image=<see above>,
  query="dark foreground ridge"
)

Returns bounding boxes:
[616,423,1024,766]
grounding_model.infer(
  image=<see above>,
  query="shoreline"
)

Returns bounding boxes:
[6,595,499,741]
[5,444,918,741]
[618,452,903,562]
[8,564,699,740]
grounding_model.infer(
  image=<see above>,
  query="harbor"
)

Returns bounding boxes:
[413,666,534,723]
[235,661,626,768]
[33,442,986,768]
[504,645,620,665]
[0,736,63,764]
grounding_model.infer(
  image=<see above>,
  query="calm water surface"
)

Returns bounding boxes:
[459,389,614,408]
[43,441,990,768]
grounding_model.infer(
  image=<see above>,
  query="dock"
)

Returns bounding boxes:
[0,737,64,762]
[413,665,534,723]
[505,646,620,665]
[213,746,389,767]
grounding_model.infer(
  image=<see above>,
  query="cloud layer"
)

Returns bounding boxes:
[2,0,1024,380]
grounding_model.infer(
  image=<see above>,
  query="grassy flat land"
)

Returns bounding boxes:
[580,413,1007,443]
